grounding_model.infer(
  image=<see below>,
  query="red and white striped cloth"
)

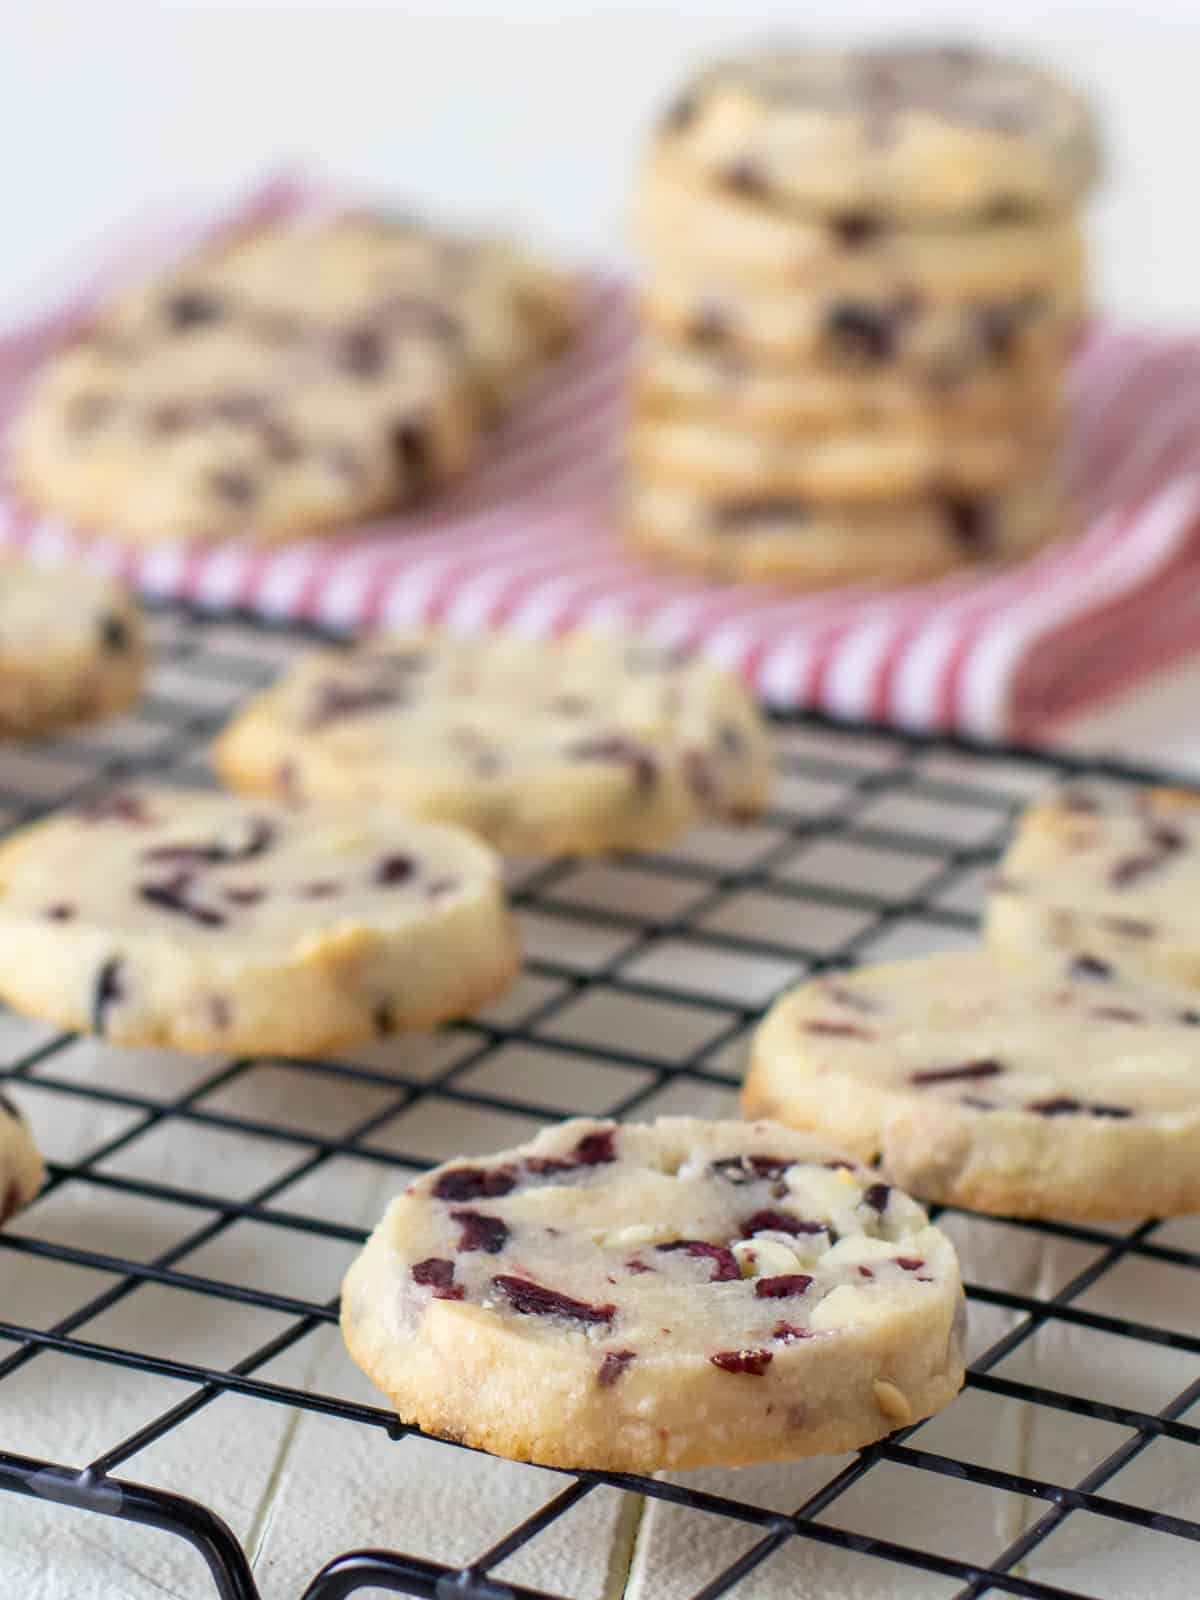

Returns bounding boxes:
[3,176,1200,741]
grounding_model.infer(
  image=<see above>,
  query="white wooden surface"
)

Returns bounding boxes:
[1,614,1200,1598]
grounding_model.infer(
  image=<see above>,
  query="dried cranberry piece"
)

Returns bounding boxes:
[910,1058,1003,1086]
[942,496,992,555]
[568,736,657,795]
[573,1128,617,1166]
[1105,917,1155,939]
[656,1240,739,1281]
[260,418,303,463]
[823,983,877,1014]
[974,300,1037,360]
[451,1209,509,1254]
[896,1257,925,1272]
[91,957,124,1036]
[144,817,275,866]
[1028,1097,1132,1119]
[805,1020,874,1039]
[337,328,388,378]
[45,904,75,921]
[99,614,130,653]
[164,290,224,330]
[432,1165,518,1203]
[723,160,769,197]
[825,303,898,365]
[210,469,257,506]
[863,1183,890,1213]
[1149,823,1186,853]
[392,420,429,493]
[492,1275,615,1325]
[375,854,415,887]
[688,303,732,347]
[207,995,232,1031]
[78,793,152,824]
[223,885,266,906]
[683,750,716,803]
[597,1349,636,1387]
[755,1274,813,1299]
[834,212,883,247]
[772,1322,812,1344]
[148,401,195,434]
[741,1210,827,1239]
[139,874,226,927]
[711,1348,773,1376]
[412,1257,463,1300]
[305,680,402,728]
[712,1154,791,1186]
[1070,954,1113,980]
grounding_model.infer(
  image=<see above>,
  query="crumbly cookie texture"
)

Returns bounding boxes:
[655,44,1100,223]
[987,786,1200,989]
[635,156,1088,297]
[629,473,1066,587]
[12,216,578,546]
[0,560,146,736]
[635,336,1063,428]
[0,788,517,1055]
[745,950,1200,1220]
[341,1116,966,1472]
[214,630,772,858]
[0,1089,45,1226]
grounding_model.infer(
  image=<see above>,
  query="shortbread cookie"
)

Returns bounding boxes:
[632,412,1052,503]
[635,156,1087,296]
[987,786,1200,989]
[0,560,146,735]
[214,630,772,858]
[655,44,1099,224]
[641,273,1083,375]
[0,788,516,1054]
[0,1089,45,1226]
[629,475,1066,586]
[745,951,1200,1219]
[341,1116,966,1471]
[12,216,577,545]
[635,336,1063,428]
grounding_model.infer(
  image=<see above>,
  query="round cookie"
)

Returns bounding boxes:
[641,272,1083,375]
[987,786,1200,989]
[634,155,1088,296]
[214,630,772,858]
[635,336,1064,429]
[745,951,1200,1220]
[0,1089,45,1226]
[0,560,146,736]
[628,475,1066,587]
[341,1115,966,1472]
[0,788,517,1055]
[631,411,1053,503]
[11,217,577,545]
[654,44,1100,224]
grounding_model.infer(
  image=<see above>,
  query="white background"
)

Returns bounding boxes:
[4,0,1200,762]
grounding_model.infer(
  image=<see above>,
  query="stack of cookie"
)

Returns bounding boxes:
[13,214,578,545]
[629,43,1101,586]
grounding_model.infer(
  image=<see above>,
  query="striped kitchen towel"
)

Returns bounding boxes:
[3,175,1200,742]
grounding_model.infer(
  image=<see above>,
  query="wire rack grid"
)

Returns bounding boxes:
[1,607,1199,1600]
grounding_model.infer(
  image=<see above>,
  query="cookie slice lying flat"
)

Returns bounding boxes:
[0,560,146,735]
[0,788,516,1055]
[341,1116,965,1471]
[214,630,772,857]
[746,950,1200,1219]
[0,1090,44,1225]
[987,785,1200,989]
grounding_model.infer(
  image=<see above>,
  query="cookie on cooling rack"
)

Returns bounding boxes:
[0,560,146,736]
[0,787,517,1055]
[11,215,578,545]
[0,1089,44,1226]
[745,949,1200,1219]
[341,1116,965,1472]
[986,786,1200,989]
[213,629,772,857]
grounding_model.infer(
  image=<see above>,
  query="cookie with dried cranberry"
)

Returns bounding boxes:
[653,44,1099,224]
[341,1115,965,1471]
[0,788,516,1054]
[987,786,1200,990]
[213,629,771,858]
[11,216,577,545]
[0,560,146,736]
[635,335,1064,429]
[0,1089,44,1227]
[635,154,1088,298]
[746,950,1200,1219]
[629,473,1066,587]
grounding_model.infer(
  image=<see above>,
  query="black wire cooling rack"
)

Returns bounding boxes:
[2,607,1199,1600]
